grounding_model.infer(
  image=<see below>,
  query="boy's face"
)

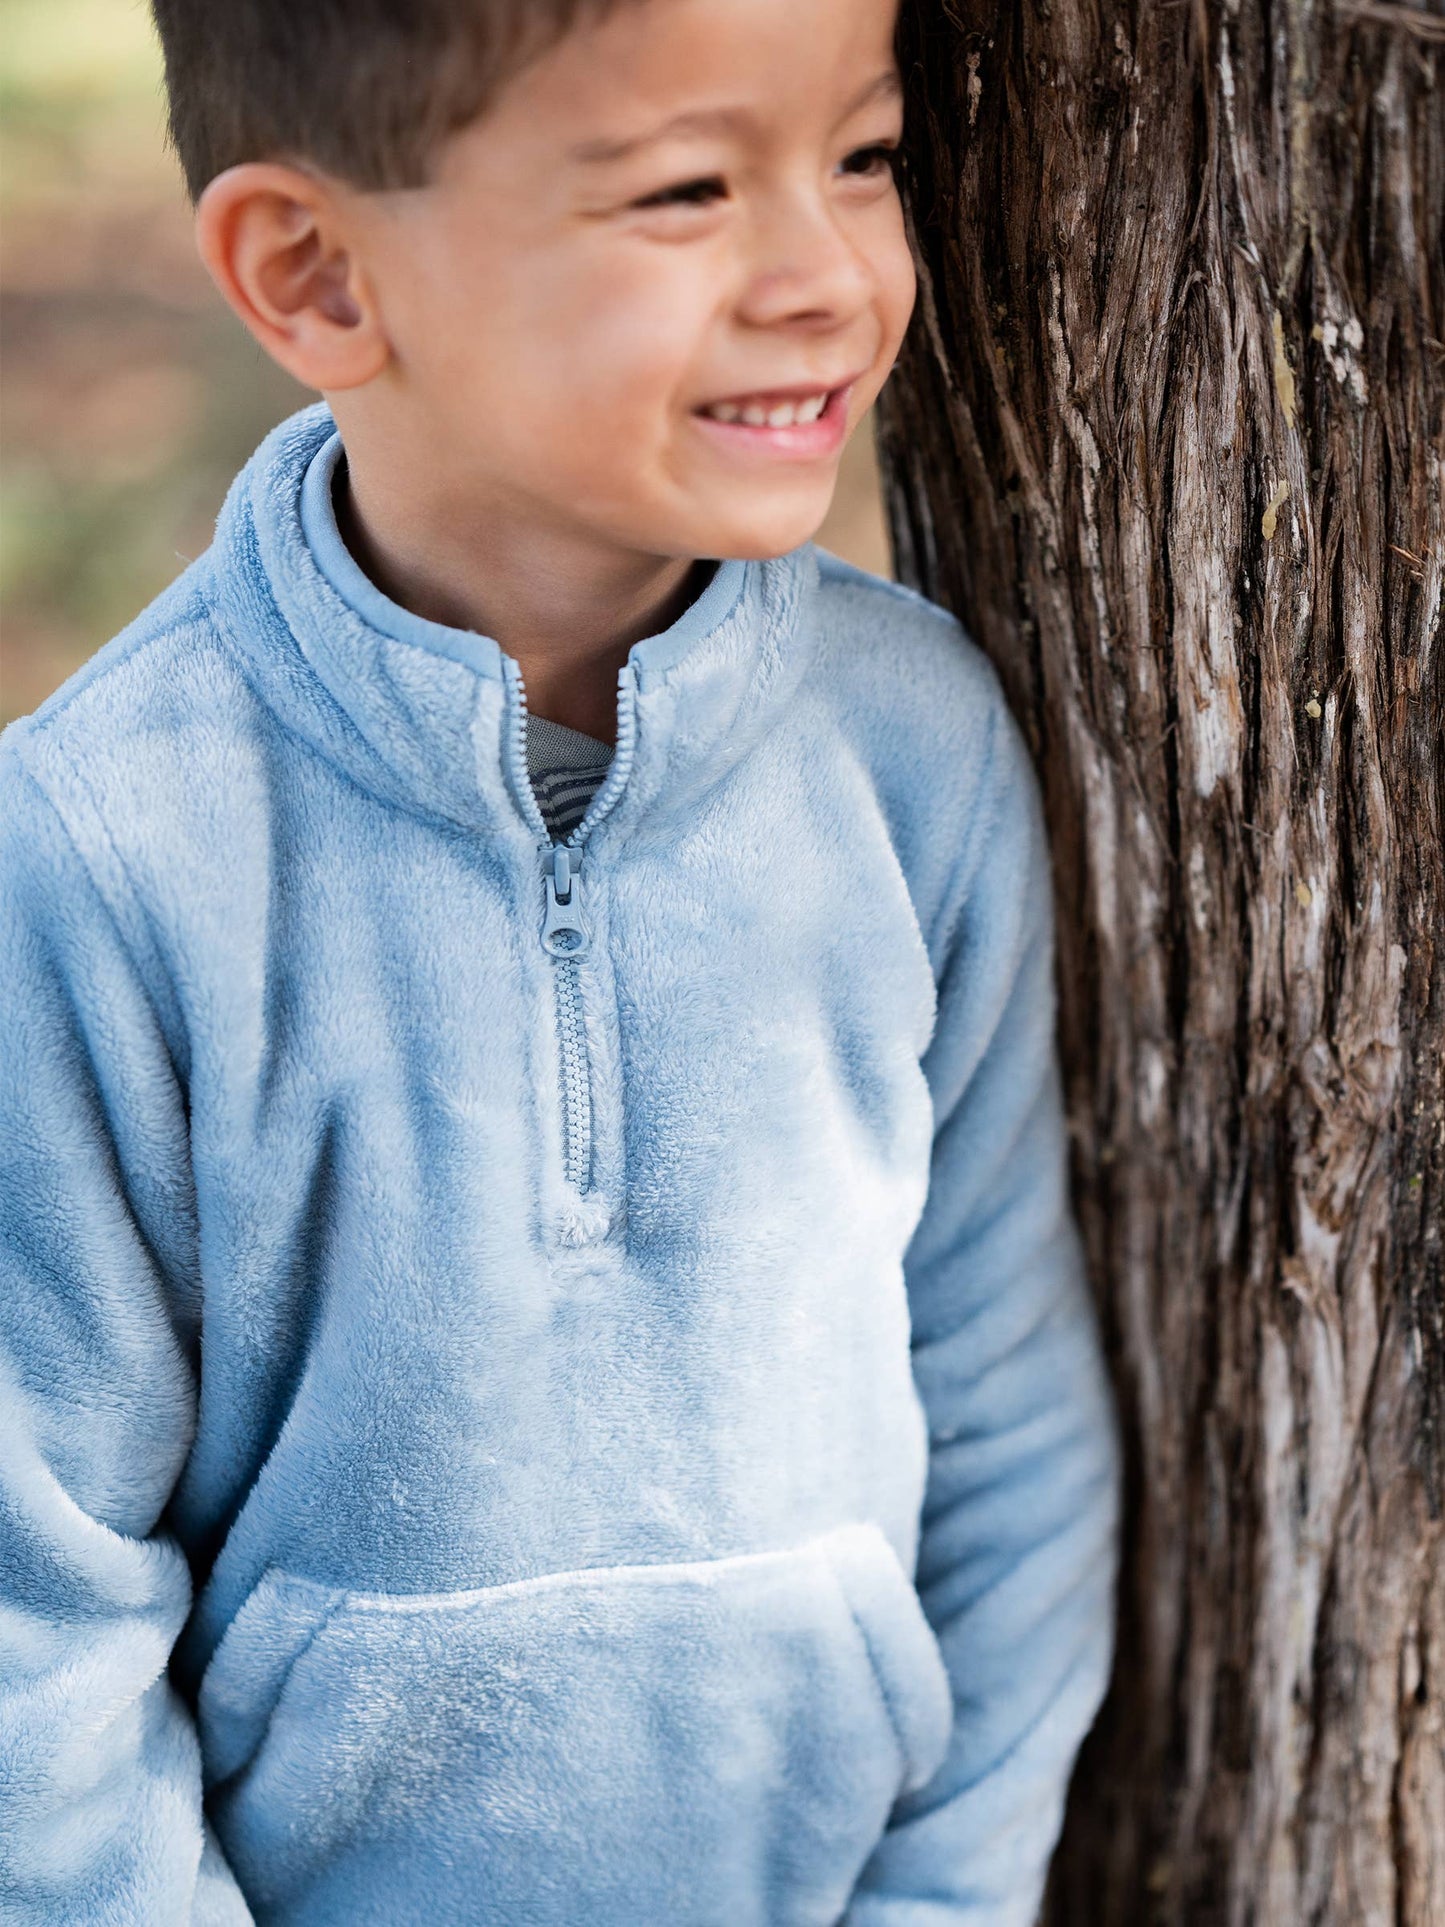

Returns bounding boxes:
[346,0,914,562]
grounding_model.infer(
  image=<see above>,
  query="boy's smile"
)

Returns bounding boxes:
[196,0,913,734]
[692,379,861,460]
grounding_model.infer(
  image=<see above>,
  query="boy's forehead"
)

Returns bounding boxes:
[566,70,903,168]
[505,0,902,155]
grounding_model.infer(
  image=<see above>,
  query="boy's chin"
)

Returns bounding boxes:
[691,494,837,563]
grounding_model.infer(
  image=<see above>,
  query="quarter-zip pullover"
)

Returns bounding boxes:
[0,402,1120,1927]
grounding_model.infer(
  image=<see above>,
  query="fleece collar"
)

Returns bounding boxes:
[208,402,819,844]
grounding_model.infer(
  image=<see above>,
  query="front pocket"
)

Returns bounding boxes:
[198,1522,952,1927]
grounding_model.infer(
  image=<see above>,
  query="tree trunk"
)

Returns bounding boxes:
[876,1,1444,1920]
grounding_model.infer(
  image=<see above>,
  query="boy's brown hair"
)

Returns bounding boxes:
[149,0,632,203]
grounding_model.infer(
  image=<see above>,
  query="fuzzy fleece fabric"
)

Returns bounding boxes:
[0,402,1121,1926]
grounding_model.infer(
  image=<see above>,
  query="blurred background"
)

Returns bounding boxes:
[0,0,892,727]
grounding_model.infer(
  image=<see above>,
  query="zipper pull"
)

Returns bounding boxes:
[542,845,590,957]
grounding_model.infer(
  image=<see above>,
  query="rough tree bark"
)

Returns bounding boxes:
[876,1,1444,1921]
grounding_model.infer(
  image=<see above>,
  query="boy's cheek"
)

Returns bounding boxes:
[879,229,919,358]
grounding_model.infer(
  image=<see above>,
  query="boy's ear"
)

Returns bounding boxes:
[194,163,389,392]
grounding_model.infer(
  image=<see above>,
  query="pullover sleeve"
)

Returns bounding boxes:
[0,748,252,1924]
[845,686,1122,1926]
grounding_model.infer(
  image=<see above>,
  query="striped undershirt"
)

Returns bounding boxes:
[525,712,614,840]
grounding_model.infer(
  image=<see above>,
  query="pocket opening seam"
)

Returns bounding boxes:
[261,1535,855,1618]
[205,1591,346,1798]
[829,1577,915,1779]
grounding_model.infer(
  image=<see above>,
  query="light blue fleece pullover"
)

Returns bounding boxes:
[0,402,1120,1927]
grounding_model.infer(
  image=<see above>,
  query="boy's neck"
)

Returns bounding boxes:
[332,445,710,748]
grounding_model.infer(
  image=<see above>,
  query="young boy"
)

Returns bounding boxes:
[0,0,1120,1920]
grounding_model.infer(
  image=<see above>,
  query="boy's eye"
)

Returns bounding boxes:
[840,143,901,179]
[628,143,900,212]
[632,175,728,210]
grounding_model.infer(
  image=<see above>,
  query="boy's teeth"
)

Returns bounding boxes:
[702,392,830,427]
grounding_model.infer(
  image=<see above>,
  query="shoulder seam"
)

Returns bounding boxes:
[24,574,217,737]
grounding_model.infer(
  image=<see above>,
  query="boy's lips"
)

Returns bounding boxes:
[689,377,859,461]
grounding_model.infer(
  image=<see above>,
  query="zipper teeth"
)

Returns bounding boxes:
[503,659,553,845]
[564,662,638,849]
[553,958,592,1190]
[504,655,636,1203]
[553,671,634,1194]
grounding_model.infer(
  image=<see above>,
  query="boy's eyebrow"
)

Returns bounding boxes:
[566,68,903,166]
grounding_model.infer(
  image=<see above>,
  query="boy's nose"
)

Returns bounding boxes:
[734,193,878,333]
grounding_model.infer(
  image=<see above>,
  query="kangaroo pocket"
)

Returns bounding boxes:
[197,1521,953,1927]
